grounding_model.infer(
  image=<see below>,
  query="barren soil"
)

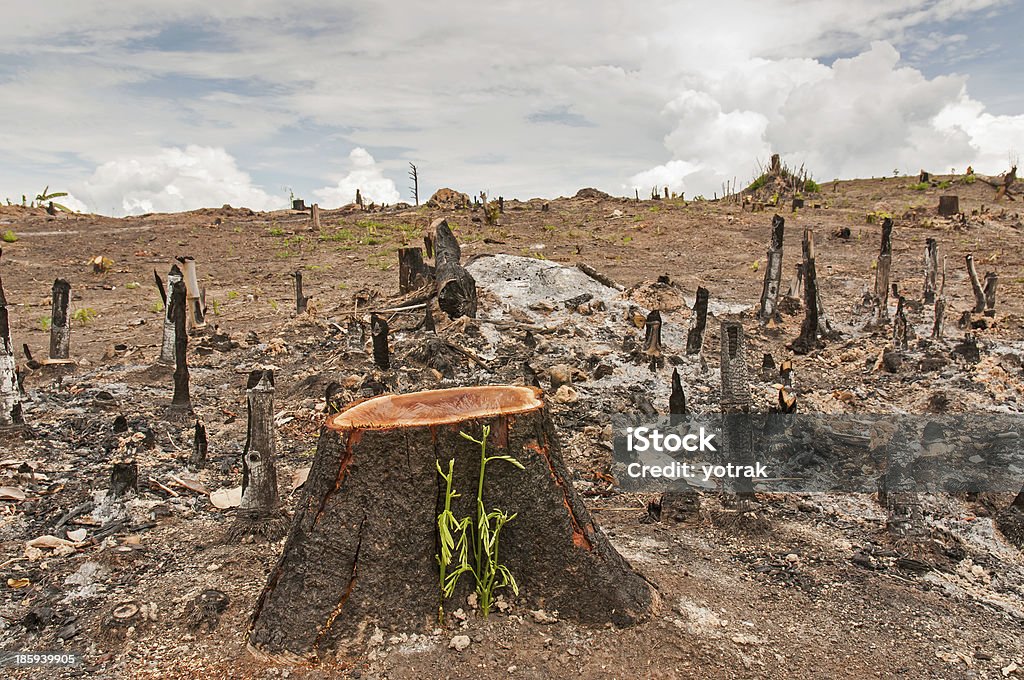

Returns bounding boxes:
[1,175,1023,679]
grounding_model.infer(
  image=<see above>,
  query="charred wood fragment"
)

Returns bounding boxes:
[923,239,938,304]
[643,310,664,370]
[0,250,24,428]
[965,254,986,313]
[983,272,997,317]
[292,271,310,315]
[791,229,822,354]
[190,419,208,467]
[110,461,139,497]
[669,368,687,419]
[398,247,430,294]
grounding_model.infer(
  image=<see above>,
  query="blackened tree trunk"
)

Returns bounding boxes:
[0,250,24,428]
[433,219,477,319]
[49,278,71,360]
[923,239,938,304]
[791,229,821,354]
[685,286,709,355]
[159,265,183,365]
[191,419,208,467]
[177,256,206,330]
[231,369,286,540]
[292,271,310,315]
[398,247,430,294]
[892,296,909,350]
[370,313,390,370]
[669,368,687,418]
[642,310,663,370]
[248,386,655,660]
[110,461,139,497]
[310,203,321,231]
[873,218,893,324]
[758,214,785,323]
[938,195,959,216]
[932,256,947,340]
[965,254,986,313]
[169,279,191,414]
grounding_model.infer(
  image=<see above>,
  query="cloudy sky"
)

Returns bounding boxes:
[1,1,1022,215]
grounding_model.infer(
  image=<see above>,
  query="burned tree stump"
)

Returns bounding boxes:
[158,265,183,365]
[923,239,938,304]
[669,368,687,419]
[757,215,785,324]
[292,271,310,315]
[310,203,321,231]
[938,195,959,217]
[720,321,755,499]
[191,419,208,468]
[398,247,430,294]
[893,296,909,350]
[433,219,477,319]
[791,230,821,354]
[231,369,286,540]
[177,256,206,330]
[983,272,997,317]
[248,386,655,660]
[966,254,986,313]
[0,250,24,428]
[370,313,390,370]
[169,279,191,414]
[873,218,893,324]
[686,287,709,355]
[110,461,139,497]
[643,310,664,370]
[49,278,72,361]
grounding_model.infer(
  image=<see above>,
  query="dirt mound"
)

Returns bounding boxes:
[427,188,470,209]
[575,187,611,199]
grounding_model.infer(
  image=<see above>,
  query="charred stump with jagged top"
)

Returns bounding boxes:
[433,218,477,319]
[49,278,72,360]
[757,214,785,323]
[247,386,656,661]
[791,229,821,354]
[686,287,709,355]
[231,369,286,540]
[0,250,23,428]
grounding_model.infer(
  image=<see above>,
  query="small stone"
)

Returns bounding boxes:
[785,553,800,564]
[548,364,573,390]
[449,635,471,652]
[530,609,558,624]
[552,385,579,404]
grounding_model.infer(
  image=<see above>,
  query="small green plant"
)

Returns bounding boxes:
[39,317,51,332]
[34,186,73,212]
[937,180,951,189]
[964,174,977,185]
[910,182,930,191]
[268,226,285,237]
[268,298,279,312]
[125,281,140,290]
[1,230,17,243]
[227,290,240,300]
[435,425,523,621]
[71,307,98,324]
[209,298,221,316]
[804,179,821,193]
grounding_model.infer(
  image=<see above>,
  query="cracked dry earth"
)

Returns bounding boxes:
[1,175,1023,678]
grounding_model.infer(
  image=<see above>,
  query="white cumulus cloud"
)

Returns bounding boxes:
[312,148,401,207]
[75,145,284,216]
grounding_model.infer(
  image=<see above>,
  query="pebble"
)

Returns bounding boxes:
[449,635,471,652]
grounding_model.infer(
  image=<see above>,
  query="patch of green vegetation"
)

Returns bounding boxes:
[71,308,98,324]
[39,317,51,332]
[804,179,821,193]
[268,226,285,237]
[209,298,221,316]
[542,224,557,232]
[1,230,18,243]
[125,281,140,290]
[227,290,239,300]
[910,182,930,191]
[274,249,299,259]
[866,210,893,224]
[746,173,769,192]
[268,298,279,312]
[150,300,164,314]
[622,235,633,243]
[964,174,977,185]
[937,180,951,189]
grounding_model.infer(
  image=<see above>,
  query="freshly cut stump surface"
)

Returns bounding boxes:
[248,385,656,660]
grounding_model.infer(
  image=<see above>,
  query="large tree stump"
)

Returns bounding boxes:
[398,247,430,294]
[923,238,938,304]
[685,286,709,355]
[873,218,893,324]
[157,265,183,365]
[791,229,822,354]
[231,369,286,540]
[248,386,656,661]
[433,219,477,319]
[0,250,24,428]
[938,195,959,217]
[757,214,785,323]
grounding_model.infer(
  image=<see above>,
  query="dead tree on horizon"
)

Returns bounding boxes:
[408,162,419,207]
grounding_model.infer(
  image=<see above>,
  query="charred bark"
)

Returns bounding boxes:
[177,256,206,330]
[292,271,310,315]
[669,368,687,420]
[190,419,208,468]
[310,203,321,231]
[757,214,785,323]
[643,310,664,370]
[685,287,709,355]
[965,254,986,313]
[873,218,893,324]
[892,296,909,350]
[791,230,821,354]
[0,250,24,428]
[169,279,191,414]
[247,386,655,660]
[983,272,997,317]
[938,195,959,217]
[398,247,430,294]
[110,461,139,497]
[231,369,286,540]
[370,313,390,370]
[49,278,71,360]
[433,219,477,319]
[923,239,938,304]
[158,265,183,365]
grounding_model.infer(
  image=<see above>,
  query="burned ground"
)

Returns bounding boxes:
[0,174,1023,678]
